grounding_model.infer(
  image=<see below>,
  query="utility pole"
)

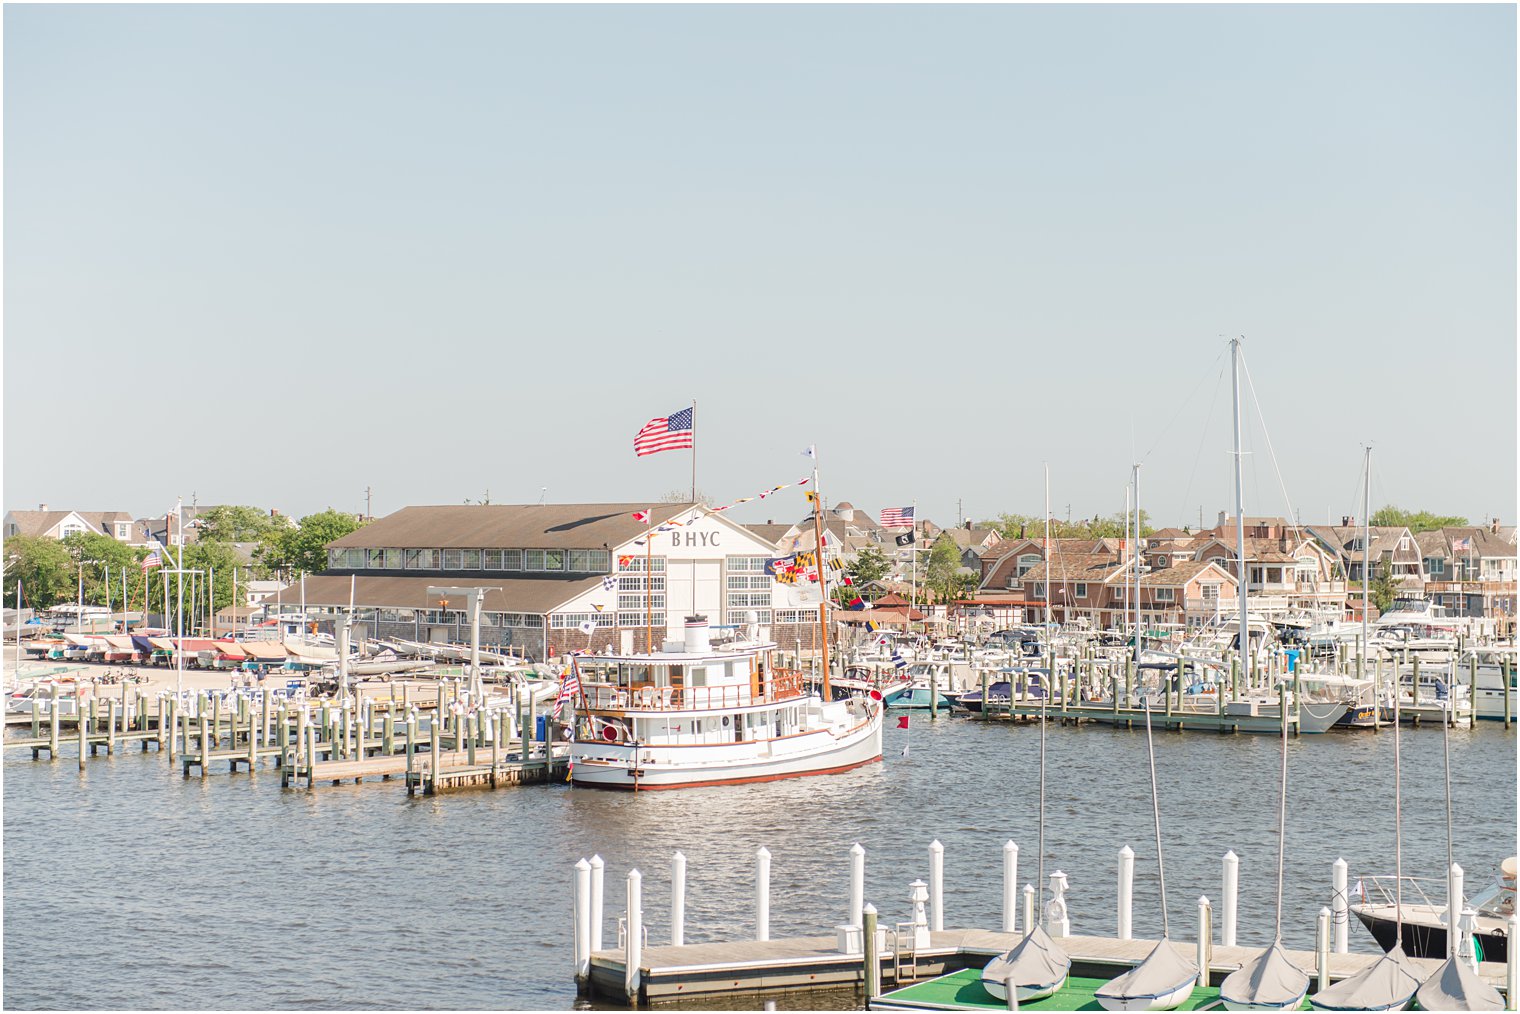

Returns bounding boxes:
[365,486,373,520]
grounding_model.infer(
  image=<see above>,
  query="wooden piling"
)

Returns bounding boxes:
[77,698,87,770]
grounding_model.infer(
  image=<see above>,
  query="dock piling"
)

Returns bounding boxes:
[863,903,880,999]
[77,698,87,770]
[1448,863,1465,958]
[1316,907,1331,992]
[1118,845,1133,940]
[1331,857,1348,953]
[1506,914,1517,1004]
[671,851,686,946]
[850,843,866,932]
[1223,851,1239,947]
[1001,841,1018,933]
[1197,896,1211,987]
[625,868,643,1005]
[573,858,591,986]
[756,846,771,942]
[590,855,605,952]
[1021,884,1035,937]
[929,839,944,932]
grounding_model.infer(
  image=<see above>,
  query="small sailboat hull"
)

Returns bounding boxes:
[1219,994,1309,1012]
[1095,980,1195,1011]
[980,978,1064,1004]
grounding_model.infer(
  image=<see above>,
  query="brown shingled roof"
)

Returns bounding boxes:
[286,574,603,614]
[327,503,697,551]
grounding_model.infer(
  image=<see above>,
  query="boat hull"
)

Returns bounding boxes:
[1353,909,1505,961]
[1218,992,1309,1012]
[571,710,884,790]
[1095,980,1196,1011]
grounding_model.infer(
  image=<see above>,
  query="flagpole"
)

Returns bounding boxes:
[645,512,654,654]
[690,399,697,504]
[1044,464,1051,631]
[175,497,185,695]
[910,500,918,635]
[809,457,832,701]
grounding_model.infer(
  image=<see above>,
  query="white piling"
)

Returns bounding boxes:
[1223,850,1239,948]
[1022,884,1035,938]
[573,859,591,983]
[590,854,605,952]
[625,868,642,1002]
[929,839,945,932]
[1331,857,1347,954]
[1316,907,1331,992]
[671,851,686,947]
[1458,907,1480,972]
[1118,845,1134,940]
[1197,896,1212,987]
[1507,914,1518,1007]
[1002,841,1019,933]
[756,846,771,942]
[849,843,865,928]
[1447,862,1464,959]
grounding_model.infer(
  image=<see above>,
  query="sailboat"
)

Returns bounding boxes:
[1092,697,1197,1012]
[1218,337,1311,1012]
[981,488,1071,1005]
[1309,448,1420,1011]
[1412,664,1505,1011]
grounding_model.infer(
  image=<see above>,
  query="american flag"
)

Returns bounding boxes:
[879,506,914,528]
[553,665,581,719]
[634,407,694,457]
[1453,537,1473,551]
[141,550,162,572]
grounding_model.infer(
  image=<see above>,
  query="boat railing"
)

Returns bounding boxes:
[581,669,810,712]
[1355,874,1442,912]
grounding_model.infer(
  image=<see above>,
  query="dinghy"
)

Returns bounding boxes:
[1413,952,1504,1011]
[1307,945,1420,1012]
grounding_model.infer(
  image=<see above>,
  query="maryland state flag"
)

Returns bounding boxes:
[797,551,817,567]
[895,531,916,546]
[765,554,797,578]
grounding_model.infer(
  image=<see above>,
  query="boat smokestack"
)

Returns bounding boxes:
[684,615,711,653]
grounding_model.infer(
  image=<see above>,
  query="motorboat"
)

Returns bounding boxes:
[1456,646,1518,722]
[568,616,883,790]
[1351,858,1515,959]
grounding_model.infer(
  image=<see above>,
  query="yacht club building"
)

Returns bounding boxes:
[294,502,827,659]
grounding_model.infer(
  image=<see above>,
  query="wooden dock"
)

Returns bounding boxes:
[587,928,1510,1006]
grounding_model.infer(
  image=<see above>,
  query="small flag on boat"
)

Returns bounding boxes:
[633,408,694,457]
[802,445,816,458]
[866,620,880,631]
[632,510,651,524]
[891,651,907,670]
[806,490,819,504]
[848,596,866,609]
[141,550,162,572]
[897,716,909,729]
[601,576,618,592]
[895,531,916,547]
[553,666,580,719]
[879,506,914,528]
[578,619,596,635]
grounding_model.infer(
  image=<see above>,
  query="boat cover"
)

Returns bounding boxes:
[284,639,336,661]
[1094,938,1197,1004]
[212,641,248,658]
[63,634,99,647]
[102,635,137,650]
[981,925,1070,997]
[1219,938,1310,1009]
[1414,955,1504,1011]
[148,637,177,651]
[1309,945,1420,1010]
[239,642,289,661]
[131,635,157,654]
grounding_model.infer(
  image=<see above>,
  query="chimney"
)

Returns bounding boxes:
[766,519,773,525]
[1492,517,1501,534]
[1217,510,1227,528]
[1342,515,1353,528]
[38,503,47,512]
[270,508,280,517]
[965,520,973,530]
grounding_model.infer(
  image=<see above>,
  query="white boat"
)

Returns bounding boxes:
[569,616,883,790]
[1457,646,1518,722]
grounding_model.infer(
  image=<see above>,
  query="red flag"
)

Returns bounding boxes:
[897,716,909,729]
[632,510,650,524]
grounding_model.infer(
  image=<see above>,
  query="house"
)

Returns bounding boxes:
[1108,559,1241,629]
[1306,522,1423,588]
[3,506,136,543]
[1419,521,1517,623]
[292,501,832,659]
[772,501,888,558]
[1191,527,1344,620]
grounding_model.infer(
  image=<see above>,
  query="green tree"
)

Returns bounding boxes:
[3,535,74,609]
[847,546,892,591]
[1369,506,1469,533]
[1367,560,1400,615]
[260,509,369,576]
[925,536,969,603]
[60,531,141,606]
[989,510,1153,542]
[196,504,279,543]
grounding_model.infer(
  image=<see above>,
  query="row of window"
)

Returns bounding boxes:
[327,547,613,573]
[550,612,616,629]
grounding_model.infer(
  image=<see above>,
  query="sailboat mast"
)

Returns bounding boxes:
[1230,339,1249,686]
[1043,464,1051,630]
[1361,447,1371,670]
[810,462,832,700]
[1133,463,1142,665]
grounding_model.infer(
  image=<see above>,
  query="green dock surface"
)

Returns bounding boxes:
[872,968,1312,1011]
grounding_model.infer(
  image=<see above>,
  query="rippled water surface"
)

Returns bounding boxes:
[4,717,1514,1009]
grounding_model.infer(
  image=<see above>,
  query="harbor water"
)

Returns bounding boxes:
[3,717,1514,1009]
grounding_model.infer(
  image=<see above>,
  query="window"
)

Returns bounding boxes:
[1074,583,1088,599]
[727,574,770,591]
[619,593,666,611]
[619,556,666,573]
[483,549,503,569]
[116,523,130,539]
[501,549,522,570]
[1428,558,1444,576]
[1153,587,1175,602]
[551,612,614,629]
[328,549,343,568]
[1030,582,1045,598]
[728,556,768,572]
[617,610,665,628]
[728,592,771,609]
[404,549,437,570]
[525,550,545,571]
[568,549,611,572]
[1200,584,1220,605]
[384,548,402,569]
[775,609,816,624]
[1016,554,1041,578]
[340,548,365,568]
[366,549,386,569]
[730,608,772,624]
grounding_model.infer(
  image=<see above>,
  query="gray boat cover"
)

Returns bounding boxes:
[981,925,1071,998]
[1413,955,1505,1012]
[1218,939,1310,1009]
[1309,945,1420,1011]
[1094,938,1197,1003]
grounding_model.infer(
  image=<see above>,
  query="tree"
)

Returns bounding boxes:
[1369,506,1468,532]
[1369,560,1400,615]
[196,504,279,543]
[925,536,968,603]
[3,535,74,609]
[658,489,713,505]
[989,510,1153,542]
[847,547,892,591]
[60,531,142,606]
[259,509,369,576]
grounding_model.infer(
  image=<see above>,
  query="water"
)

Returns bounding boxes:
[4,717,1514,1009]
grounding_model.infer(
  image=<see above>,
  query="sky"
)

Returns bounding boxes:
[5,4,1515,533]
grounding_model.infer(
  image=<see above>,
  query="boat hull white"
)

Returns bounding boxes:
[1096,981,1196,1011]
[571,709,883,790]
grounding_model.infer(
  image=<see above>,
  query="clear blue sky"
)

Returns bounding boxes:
[5,4,1514,531]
